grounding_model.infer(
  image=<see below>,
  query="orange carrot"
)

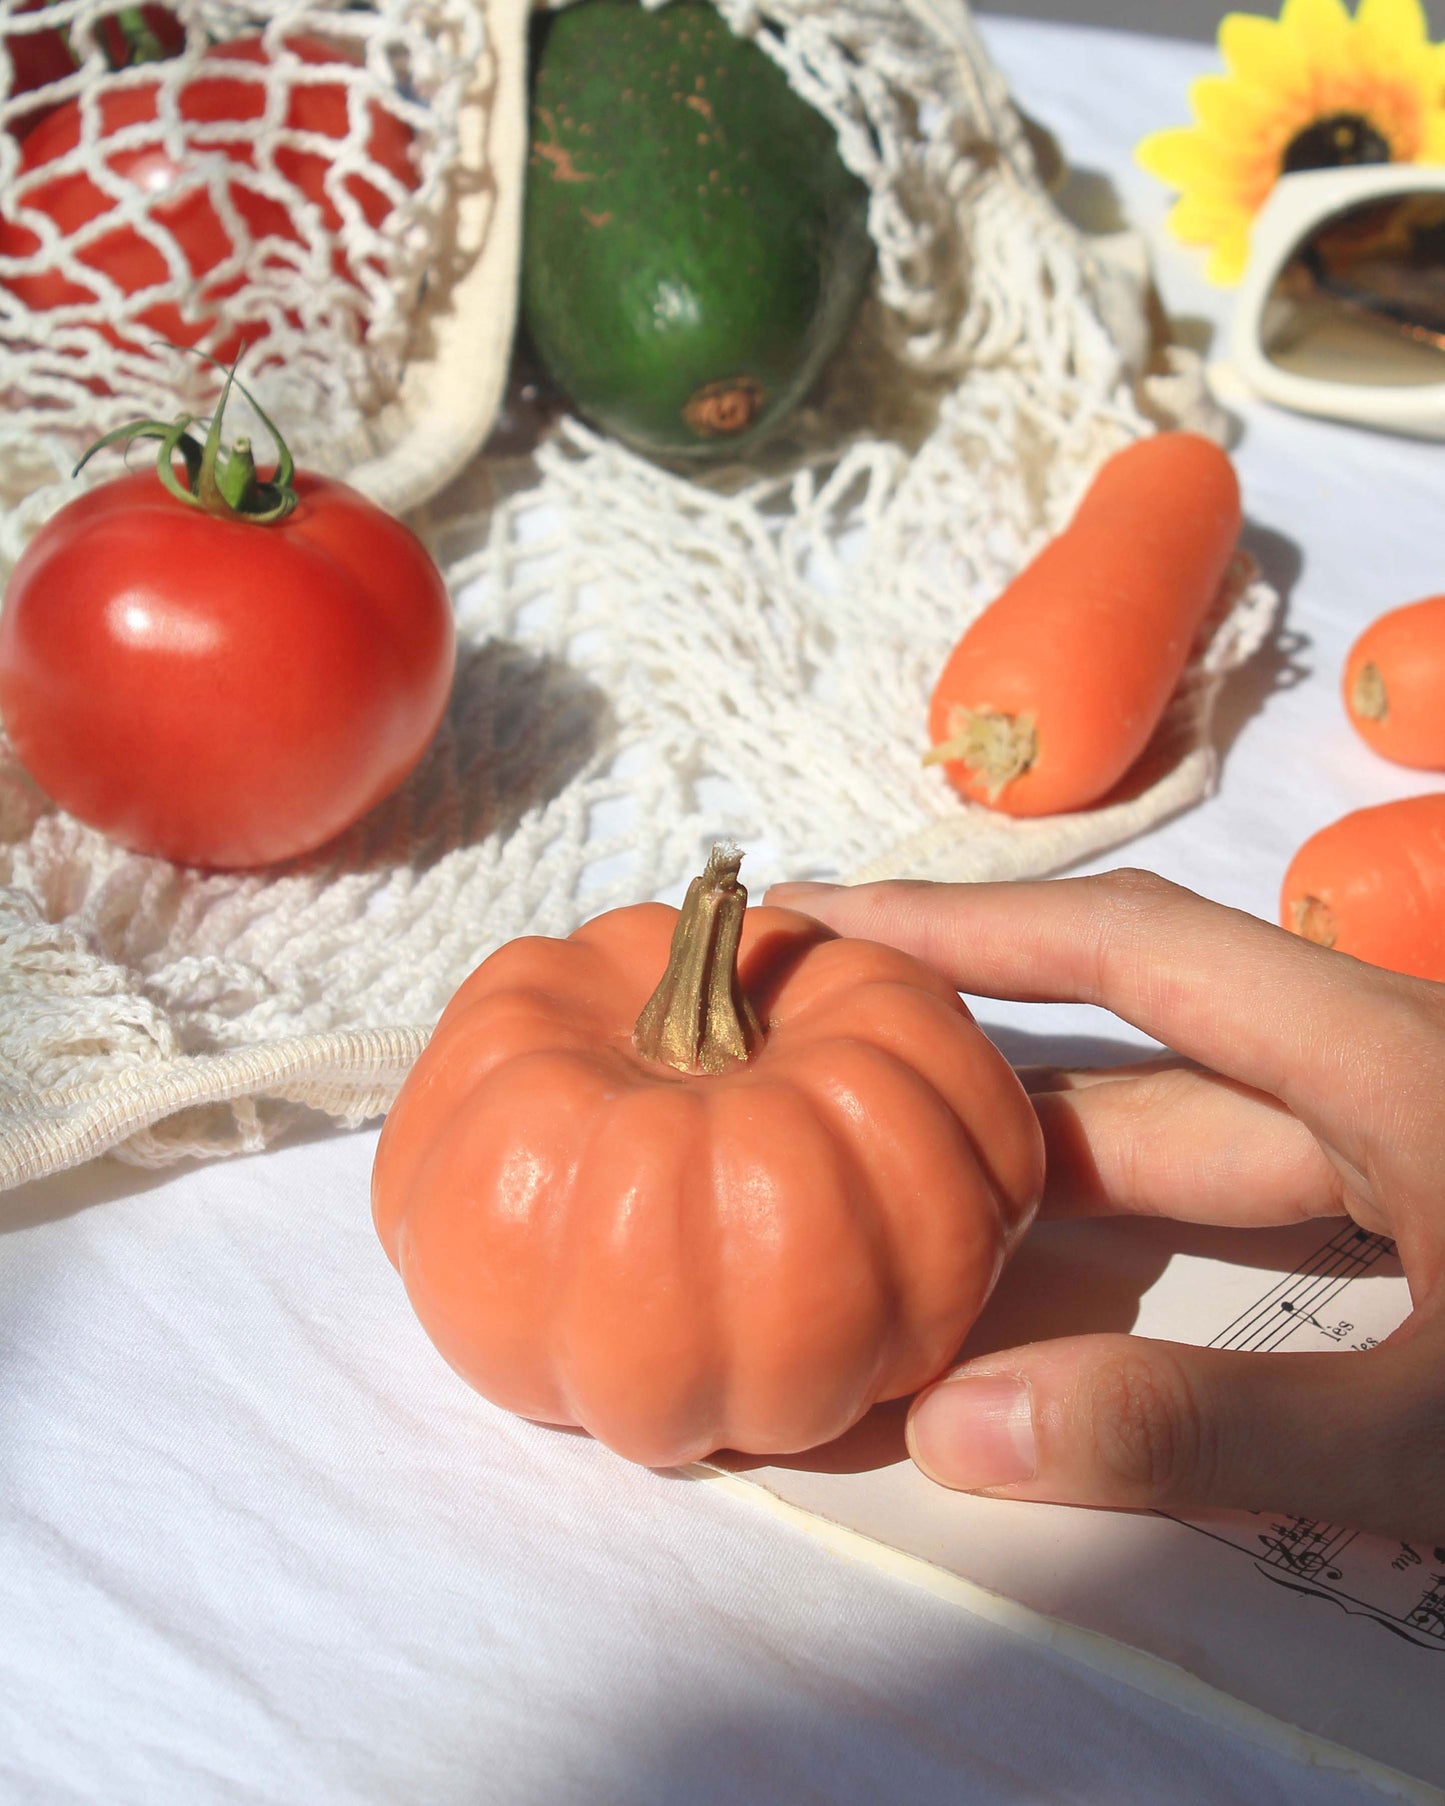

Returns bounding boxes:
[1280,794,1445,983]
[927,433,1242,816]
[1344,594,1445,771]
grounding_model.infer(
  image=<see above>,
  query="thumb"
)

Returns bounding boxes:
[905,1330,1445,1542]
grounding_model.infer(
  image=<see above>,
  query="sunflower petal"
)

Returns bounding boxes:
[1136,126,1213,187]
[1355,0,1430,61]
[1219,13,1299,89]
[1168,192,1249,241]
[1161,194,1246,253]
[1280,0,1355,108]
[1353,0,1437,135]
[1278,0,1351,46]
[1162,200,1205,248]
[1205,224,1253,287]
[1190,72,1276,138]
[1417,111,1445,163]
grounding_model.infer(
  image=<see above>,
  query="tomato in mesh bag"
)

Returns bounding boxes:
[0,33,416,359]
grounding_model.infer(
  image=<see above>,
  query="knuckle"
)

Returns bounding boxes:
[1096,1067,1197,1207]
[1365,968,1441,1038]
[1423,974,1445,1024]
[1077,869,1188,1008]
[1093,867,1182,914]
[1350,987,1445,1123]
[1404,982,1445,1054]
[1084,1344,1207,1503]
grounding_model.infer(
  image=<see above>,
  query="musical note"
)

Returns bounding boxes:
[1407,1579,1445,1642]
[1257,1518,1355,1581]
[1160,1224,1445,1652]
[1211,1226,1392,1355]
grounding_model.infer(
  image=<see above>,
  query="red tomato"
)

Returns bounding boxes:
[0,34,415,359]
[0,466,456,868]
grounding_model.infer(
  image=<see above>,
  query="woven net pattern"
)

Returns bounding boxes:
[0,0,1277,1188]
[0,0,485,556]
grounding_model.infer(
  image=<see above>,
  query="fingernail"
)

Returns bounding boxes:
[908,1373,1037,1491]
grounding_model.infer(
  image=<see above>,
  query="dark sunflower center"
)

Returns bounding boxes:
[1282,112,1392,175]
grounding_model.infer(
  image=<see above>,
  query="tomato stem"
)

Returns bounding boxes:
[633,843,763,1076]
[73,353,299,526]
[107,7,172,65]
[217,437,259,512]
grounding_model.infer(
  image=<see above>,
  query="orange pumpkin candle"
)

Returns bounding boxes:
[372,845,1044,1467]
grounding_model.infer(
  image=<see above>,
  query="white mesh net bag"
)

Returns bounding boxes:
[0,0,526,546]
[0,0,1277,1189]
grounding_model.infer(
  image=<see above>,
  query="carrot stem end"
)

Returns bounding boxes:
[925,706,1038,802]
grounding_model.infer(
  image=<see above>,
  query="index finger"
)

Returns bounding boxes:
[765,870,1435,1135]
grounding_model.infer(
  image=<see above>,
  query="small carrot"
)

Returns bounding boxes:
[926,432,1242,816]
[1344,594,1445,771]
[1280,794,1445,983]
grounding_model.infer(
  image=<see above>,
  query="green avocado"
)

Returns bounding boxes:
[521,0,874,461]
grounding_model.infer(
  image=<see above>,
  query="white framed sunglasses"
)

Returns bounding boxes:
[1227,163,1445,440]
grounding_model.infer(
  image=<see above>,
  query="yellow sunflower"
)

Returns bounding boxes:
[1137,0,1445,284]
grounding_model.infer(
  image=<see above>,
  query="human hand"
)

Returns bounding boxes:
[766,870,1445,1541]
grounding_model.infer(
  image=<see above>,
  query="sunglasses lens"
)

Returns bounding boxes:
[1261,192,1445,385]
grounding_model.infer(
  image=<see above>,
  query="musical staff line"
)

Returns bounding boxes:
[1161,1516,1445,1651]
[1161,1223,1437,1650]
[1209,1226,1392,1353]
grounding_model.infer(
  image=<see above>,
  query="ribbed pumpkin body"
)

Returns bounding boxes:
[372,899,1043,1467]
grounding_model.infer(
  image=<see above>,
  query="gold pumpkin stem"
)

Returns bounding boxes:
[633,842,763,1075]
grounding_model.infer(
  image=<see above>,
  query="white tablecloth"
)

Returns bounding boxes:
[2,18,1437,1804]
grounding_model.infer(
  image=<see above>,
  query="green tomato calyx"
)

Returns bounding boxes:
[103,7,175,65]
[74,358,299,526]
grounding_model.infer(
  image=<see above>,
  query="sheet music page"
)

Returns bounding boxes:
[709,1217,1439,1795]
